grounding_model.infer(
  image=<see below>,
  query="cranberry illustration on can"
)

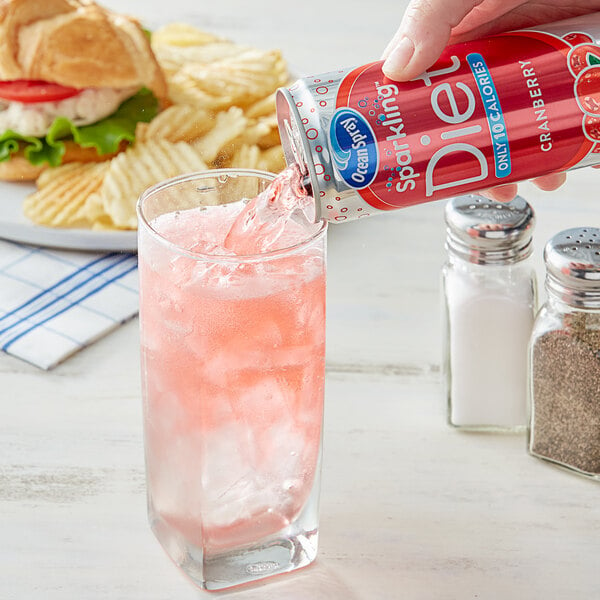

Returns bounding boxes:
[276,15,600,222]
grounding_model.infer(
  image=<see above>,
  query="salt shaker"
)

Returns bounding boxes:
[529,227,600,480]
[442,195,537,431]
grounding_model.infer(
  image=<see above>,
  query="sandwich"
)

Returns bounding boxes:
[0,0,167,181]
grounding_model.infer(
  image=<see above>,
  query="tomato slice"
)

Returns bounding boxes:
[0,80,82,103]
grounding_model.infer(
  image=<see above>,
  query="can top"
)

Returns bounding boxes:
[544,227,600,307]
[275,90,315,191]
[445,194,535,265]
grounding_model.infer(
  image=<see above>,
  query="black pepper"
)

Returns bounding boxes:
[529,227,600,480]
[530,318,600,476]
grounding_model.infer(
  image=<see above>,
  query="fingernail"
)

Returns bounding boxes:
[381,36,398,60]
[382,36,414,79]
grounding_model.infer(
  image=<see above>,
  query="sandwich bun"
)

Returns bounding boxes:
[0,154,44,181]
[0,0,168,181]
[0,0,167,98]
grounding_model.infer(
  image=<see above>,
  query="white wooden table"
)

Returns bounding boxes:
[1,2,598,599]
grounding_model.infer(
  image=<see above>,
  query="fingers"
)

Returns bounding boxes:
[478,172,567,203]
[480,184,518,202]
[449,0,527,40]
[382,0,484,81]
[531,172,567,192]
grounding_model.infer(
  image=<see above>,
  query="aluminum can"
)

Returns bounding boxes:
[276,15,600,222]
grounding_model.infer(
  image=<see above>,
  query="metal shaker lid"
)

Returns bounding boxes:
[444,194,535,265]
[544,227,600,307]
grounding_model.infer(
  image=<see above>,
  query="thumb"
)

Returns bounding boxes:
[382,0,483,81]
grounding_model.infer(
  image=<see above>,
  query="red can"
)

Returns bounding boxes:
[276,15,600,222]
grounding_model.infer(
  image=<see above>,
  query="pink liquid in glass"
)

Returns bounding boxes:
[139,168,326,554]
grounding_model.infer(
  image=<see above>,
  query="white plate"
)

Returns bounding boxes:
[0,180,137,252]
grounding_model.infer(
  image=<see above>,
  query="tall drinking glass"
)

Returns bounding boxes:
[137,170,327,591]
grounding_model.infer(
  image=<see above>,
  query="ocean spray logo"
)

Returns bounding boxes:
[329,108,378,188]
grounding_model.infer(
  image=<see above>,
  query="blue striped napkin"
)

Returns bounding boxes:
[0,239,138,369]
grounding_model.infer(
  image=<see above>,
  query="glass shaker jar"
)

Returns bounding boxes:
[442,195,537,431]
[529,227,600,480]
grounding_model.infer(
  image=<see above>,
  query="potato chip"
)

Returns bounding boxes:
[245,92,277,119]
[237,116,274,145]
[164,79,227,111]
[257,127,282,150]
[193,107,248,164]
[153,43,247,77]
[23,162,110,228]
[151,23,221,47]
[257,145,286,173]
[229,144,261,169]
[169,49,288,110]
[72,190,118,230]
[152,25,247,78]
[136,104,213,143]
[34,162,80,189]
[213,115,280,168]
[252,115,281,149]
[224,144,285,174]
[100,140,209,228]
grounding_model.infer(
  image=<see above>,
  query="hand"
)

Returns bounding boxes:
[381,0,600,201]
[382,0,600,81]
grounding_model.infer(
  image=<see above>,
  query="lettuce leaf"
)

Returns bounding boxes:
[0,87,158,167]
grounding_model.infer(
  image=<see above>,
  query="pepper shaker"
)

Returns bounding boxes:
[442,195,537,431]
[529,227,600,480]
